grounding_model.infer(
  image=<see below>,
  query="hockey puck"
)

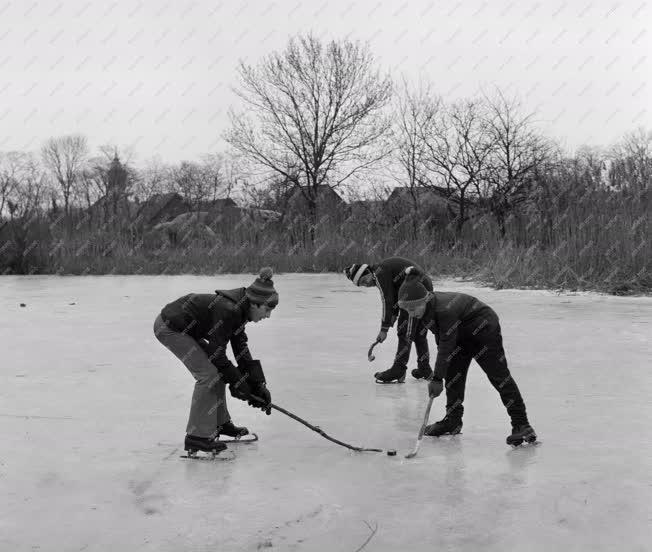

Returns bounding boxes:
[387,449,397,456]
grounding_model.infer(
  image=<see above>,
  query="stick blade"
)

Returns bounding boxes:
[404,451,417,459]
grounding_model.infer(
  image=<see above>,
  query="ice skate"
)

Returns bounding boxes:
[424,415,463,437]
[218,420,249,438]
[411,364,433,380]
[374,365,406,384]
[216,421,259,444]
[506,424,537,446]
[181,434,228,459]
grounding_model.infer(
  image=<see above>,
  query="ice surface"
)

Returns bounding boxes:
[1,274,651,552]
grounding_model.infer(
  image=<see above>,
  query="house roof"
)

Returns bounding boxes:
[285,184,345,204]
[199,197,238,210]
[88,195,138,217]
[387,186,444,199]
[384,187,454,216]
[135,192,188,225]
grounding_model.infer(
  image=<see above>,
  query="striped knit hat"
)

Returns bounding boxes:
[397,266,429,309]
[344,263,371,286]
[246,267,279,307]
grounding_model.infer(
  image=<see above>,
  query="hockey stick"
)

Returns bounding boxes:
[251,395,383,453]
[367,339,381,362]
[405,396,435,459]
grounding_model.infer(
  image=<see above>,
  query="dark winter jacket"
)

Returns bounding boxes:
[371,257,433,331]
[415,291,495,380]
[160,288,254,384]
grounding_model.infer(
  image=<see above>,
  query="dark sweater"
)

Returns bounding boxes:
[416,291,494,380]
[160,288,254,383]
[371,257,433,330]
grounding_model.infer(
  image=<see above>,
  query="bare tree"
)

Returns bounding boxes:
[0,152,49,273]
[199,153,236,202]
[226,34,393,238]
[480,90,552,236]
[0,152,23,218]
[170,161,210,214]
[7,153,47,218]
[41,135,88,217]
[79,157,109,211]
[528,143,568,248]
[422,99,495,234]
[392,79,443,238]
[609,127,652,190]
[575,145,606,188]
[134,157,173,202]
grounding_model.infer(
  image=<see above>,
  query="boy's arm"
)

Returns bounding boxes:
[202,320,241,384]
[230,321,254,366]
[432,310,462,381]
[374,266,397,331]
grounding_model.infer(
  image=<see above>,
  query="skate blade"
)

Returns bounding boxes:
[217,432,259,444]
[508,438,540,448]
[180,450,234,461]
[374,377,406,384]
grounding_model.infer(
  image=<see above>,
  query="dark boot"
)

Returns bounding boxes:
[184,434,227,454]
[217,420,249,438]
[506,424,537,446]
[424,415,463,437]
[374,364,407,384]
[411,364,433,380]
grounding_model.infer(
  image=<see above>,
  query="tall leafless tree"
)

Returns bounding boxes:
[480,90,552,237]
[170,161,205,213]
[422,99,495,234]
[0,152,23,219]
[609,127,652,191]
[199,153,231,202]
[134,157,173,203]
[41,134,88,218]
[392,79,443,238]
[226,34,393,239]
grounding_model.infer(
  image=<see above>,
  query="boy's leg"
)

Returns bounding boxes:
[425,349,472,435]
[393,309,411,369]
[470,316,529,427]
[154,314,227,438]
[413,319,431,375]
[212,378,231,429]
[442,348,473,422]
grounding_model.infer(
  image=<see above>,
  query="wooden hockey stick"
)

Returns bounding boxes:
[250,395,383,453]
[367,339,381,362]
[405,396,435,459]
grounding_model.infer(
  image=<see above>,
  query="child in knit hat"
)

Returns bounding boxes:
[344,257,433,383]
[397,267,537,446]
[153,268,279,456]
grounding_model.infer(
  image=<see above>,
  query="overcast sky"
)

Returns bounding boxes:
[1,0,649,165]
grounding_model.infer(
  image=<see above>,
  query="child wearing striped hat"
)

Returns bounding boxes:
[154,267,279,456]
[344,257,433,383]
[397,267,537,446]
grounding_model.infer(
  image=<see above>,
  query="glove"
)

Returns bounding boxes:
[428,378,444,398]
[229,377,253,402]
[249,382,272,415]
[376,329,388,343]
[237,359,271,415]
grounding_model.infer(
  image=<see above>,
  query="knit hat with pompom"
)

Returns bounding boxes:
[344,263,371,286]
[246,267,279,308]
[397,266,429,309]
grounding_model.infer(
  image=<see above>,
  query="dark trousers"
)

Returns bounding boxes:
[394,308,430,370]
[442,310,529,427]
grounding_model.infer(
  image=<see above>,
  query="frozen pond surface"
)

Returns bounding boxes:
[1,274,651,552]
